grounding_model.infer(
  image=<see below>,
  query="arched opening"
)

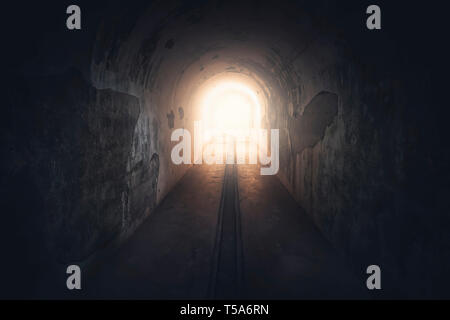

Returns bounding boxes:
[199,81,262,164]
[186,72,268,165]
[201,81,261,140]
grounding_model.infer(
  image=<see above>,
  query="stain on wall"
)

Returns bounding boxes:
[167,110,175,129]
[178,107,184,120]
[289,91,338,153]
[165,39,175,49]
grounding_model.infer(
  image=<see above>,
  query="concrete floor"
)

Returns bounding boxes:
[82,164,365,299]
[238,165,365,299]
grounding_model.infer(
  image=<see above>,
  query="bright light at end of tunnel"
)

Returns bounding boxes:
[201,82,261,142]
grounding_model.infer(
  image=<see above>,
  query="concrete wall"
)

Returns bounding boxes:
[272,34,446,297]
[3,69,161,296]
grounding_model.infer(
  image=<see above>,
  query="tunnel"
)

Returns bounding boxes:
[2,0,449,300]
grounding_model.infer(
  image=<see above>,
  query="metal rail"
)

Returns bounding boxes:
[207,164,244,299]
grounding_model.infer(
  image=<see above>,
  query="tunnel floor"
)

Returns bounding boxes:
[81,165,365,299]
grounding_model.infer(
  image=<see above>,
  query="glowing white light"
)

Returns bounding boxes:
[201,82,261,141]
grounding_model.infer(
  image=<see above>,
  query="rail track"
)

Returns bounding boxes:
[208,164,244,299]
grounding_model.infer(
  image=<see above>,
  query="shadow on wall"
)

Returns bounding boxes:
[290,91,338,153]
[2,69,160,297]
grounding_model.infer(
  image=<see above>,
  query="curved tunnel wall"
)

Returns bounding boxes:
[2,0,447,298]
